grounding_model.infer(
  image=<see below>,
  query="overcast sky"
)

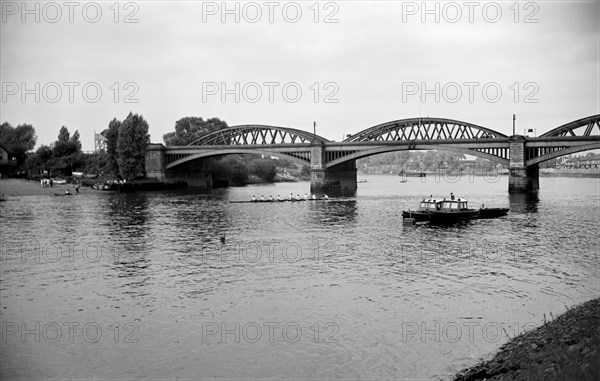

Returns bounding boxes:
[1,1,598,151]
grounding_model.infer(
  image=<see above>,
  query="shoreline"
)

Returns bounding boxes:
[452,297,599,380]
[0,178,102,197]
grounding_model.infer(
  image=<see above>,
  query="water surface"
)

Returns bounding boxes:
[1,175,598,380]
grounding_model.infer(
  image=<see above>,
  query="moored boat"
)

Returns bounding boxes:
[398,170,426,177]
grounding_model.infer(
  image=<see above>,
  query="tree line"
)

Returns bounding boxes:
[1,112,149,181]
[0,114,288,184]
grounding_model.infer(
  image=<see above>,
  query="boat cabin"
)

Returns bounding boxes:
[419,198,442,211]
[440,199,470,211]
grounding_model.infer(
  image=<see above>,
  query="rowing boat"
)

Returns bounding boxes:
[230,198,328,203]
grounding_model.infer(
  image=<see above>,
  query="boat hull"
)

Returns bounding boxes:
[428,209,480,224]
[401,210,431,222]
[478,207,509,219]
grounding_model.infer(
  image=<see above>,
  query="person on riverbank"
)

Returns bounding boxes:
[75,185,79,194]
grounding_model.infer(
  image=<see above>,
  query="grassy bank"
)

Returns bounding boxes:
[0,178,100,197]
[453,297,599,380]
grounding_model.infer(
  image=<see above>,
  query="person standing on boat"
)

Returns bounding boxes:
[450,192,455,200]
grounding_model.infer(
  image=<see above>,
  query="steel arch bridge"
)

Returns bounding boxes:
[146,114,600,192]
[162,118,519,170]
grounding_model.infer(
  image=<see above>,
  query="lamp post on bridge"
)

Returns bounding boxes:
[512,114,516,136]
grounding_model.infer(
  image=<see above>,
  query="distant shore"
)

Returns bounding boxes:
[453,297,599,380]
[539,168,600,178]
[357,170,600,178]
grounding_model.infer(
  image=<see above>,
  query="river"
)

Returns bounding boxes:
[1,175,598,380]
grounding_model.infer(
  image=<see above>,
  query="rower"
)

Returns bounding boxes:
[260,195,265,201]
[304,193,308,200]
[324,194,329,199]
[289,193,294,200]
[311,194,317,199]
[296,193,301,200]
[251,195,256,201]
[65,189,71,195]
[277,194,281,201]
[269,195,274,201]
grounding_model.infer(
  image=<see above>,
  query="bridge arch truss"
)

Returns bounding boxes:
[527,114,600,165]
[323,143,509,169]
[327,118,510,166]
[188,124,329,146]
[344,118,507,142]
[164,124,328,169]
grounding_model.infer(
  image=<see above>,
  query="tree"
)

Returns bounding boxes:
[53,126,79,157]
[248,158,277,182]
[57,126,70,142]
[25,144,54,175]
[70,130,82,151]
[105,118,121,175]
[163,117,228,146]
[0,122,37,164]
[117,112,150,180]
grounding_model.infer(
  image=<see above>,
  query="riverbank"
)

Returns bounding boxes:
[452,297,599,380]
[0,178,101,197]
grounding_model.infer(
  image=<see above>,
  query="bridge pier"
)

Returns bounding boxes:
[310,145,357,196]
[145,144,212,188]
[145,143,167,181]
[508,135,539,193]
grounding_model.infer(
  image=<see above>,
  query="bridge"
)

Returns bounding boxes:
[145,114,600,194]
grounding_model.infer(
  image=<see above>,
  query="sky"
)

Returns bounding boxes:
[1,0,599,152]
